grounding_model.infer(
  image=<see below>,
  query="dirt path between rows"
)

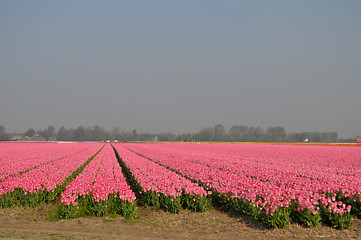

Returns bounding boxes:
[0,204,360,240]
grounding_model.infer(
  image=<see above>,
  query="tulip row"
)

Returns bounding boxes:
[0,143,102,208]
[113,145,211,213]
[59,144,137,219]
[0,142,93,181]
[123,143,361,229]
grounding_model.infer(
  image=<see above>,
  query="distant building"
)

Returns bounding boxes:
[30,134,46,141]
[11,135,23,141]
[10,134,46,141]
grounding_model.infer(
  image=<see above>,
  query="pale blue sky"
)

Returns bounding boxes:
[1,1,360,137]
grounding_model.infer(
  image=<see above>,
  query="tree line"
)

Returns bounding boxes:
[175,124,341,143]
[0,125,175,142]
[0,124,353,143]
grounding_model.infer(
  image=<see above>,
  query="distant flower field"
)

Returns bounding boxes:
[1,142,360,228]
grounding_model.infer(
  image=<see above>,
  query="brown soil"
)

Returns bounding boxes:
[0,204,360,240]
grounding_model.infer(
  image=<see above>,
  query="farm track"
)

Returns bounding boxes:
[0,204,361,240]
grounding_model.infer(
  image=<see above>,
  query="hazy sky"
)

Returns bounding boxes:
[1,1,360,138]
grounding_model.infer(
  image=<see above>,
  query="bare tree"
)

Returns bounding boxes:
[74,126,86,141]
[47,125,55,140]
[24,128,36,137]
[228,125,241,141]
[0,125,9,141]
[214,124,225,141]
[196,127,214,141]
[57,126,68,141]
[239,125,248,137]
[266,127,286,142]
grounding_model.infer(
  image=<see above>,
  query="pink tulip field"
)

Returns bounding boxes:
[0,142,101,208]
[59,144,137,218]
[123,143,361,229]
[0,142,94,181]
[1,142,360,228]
[113,145,211,213]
